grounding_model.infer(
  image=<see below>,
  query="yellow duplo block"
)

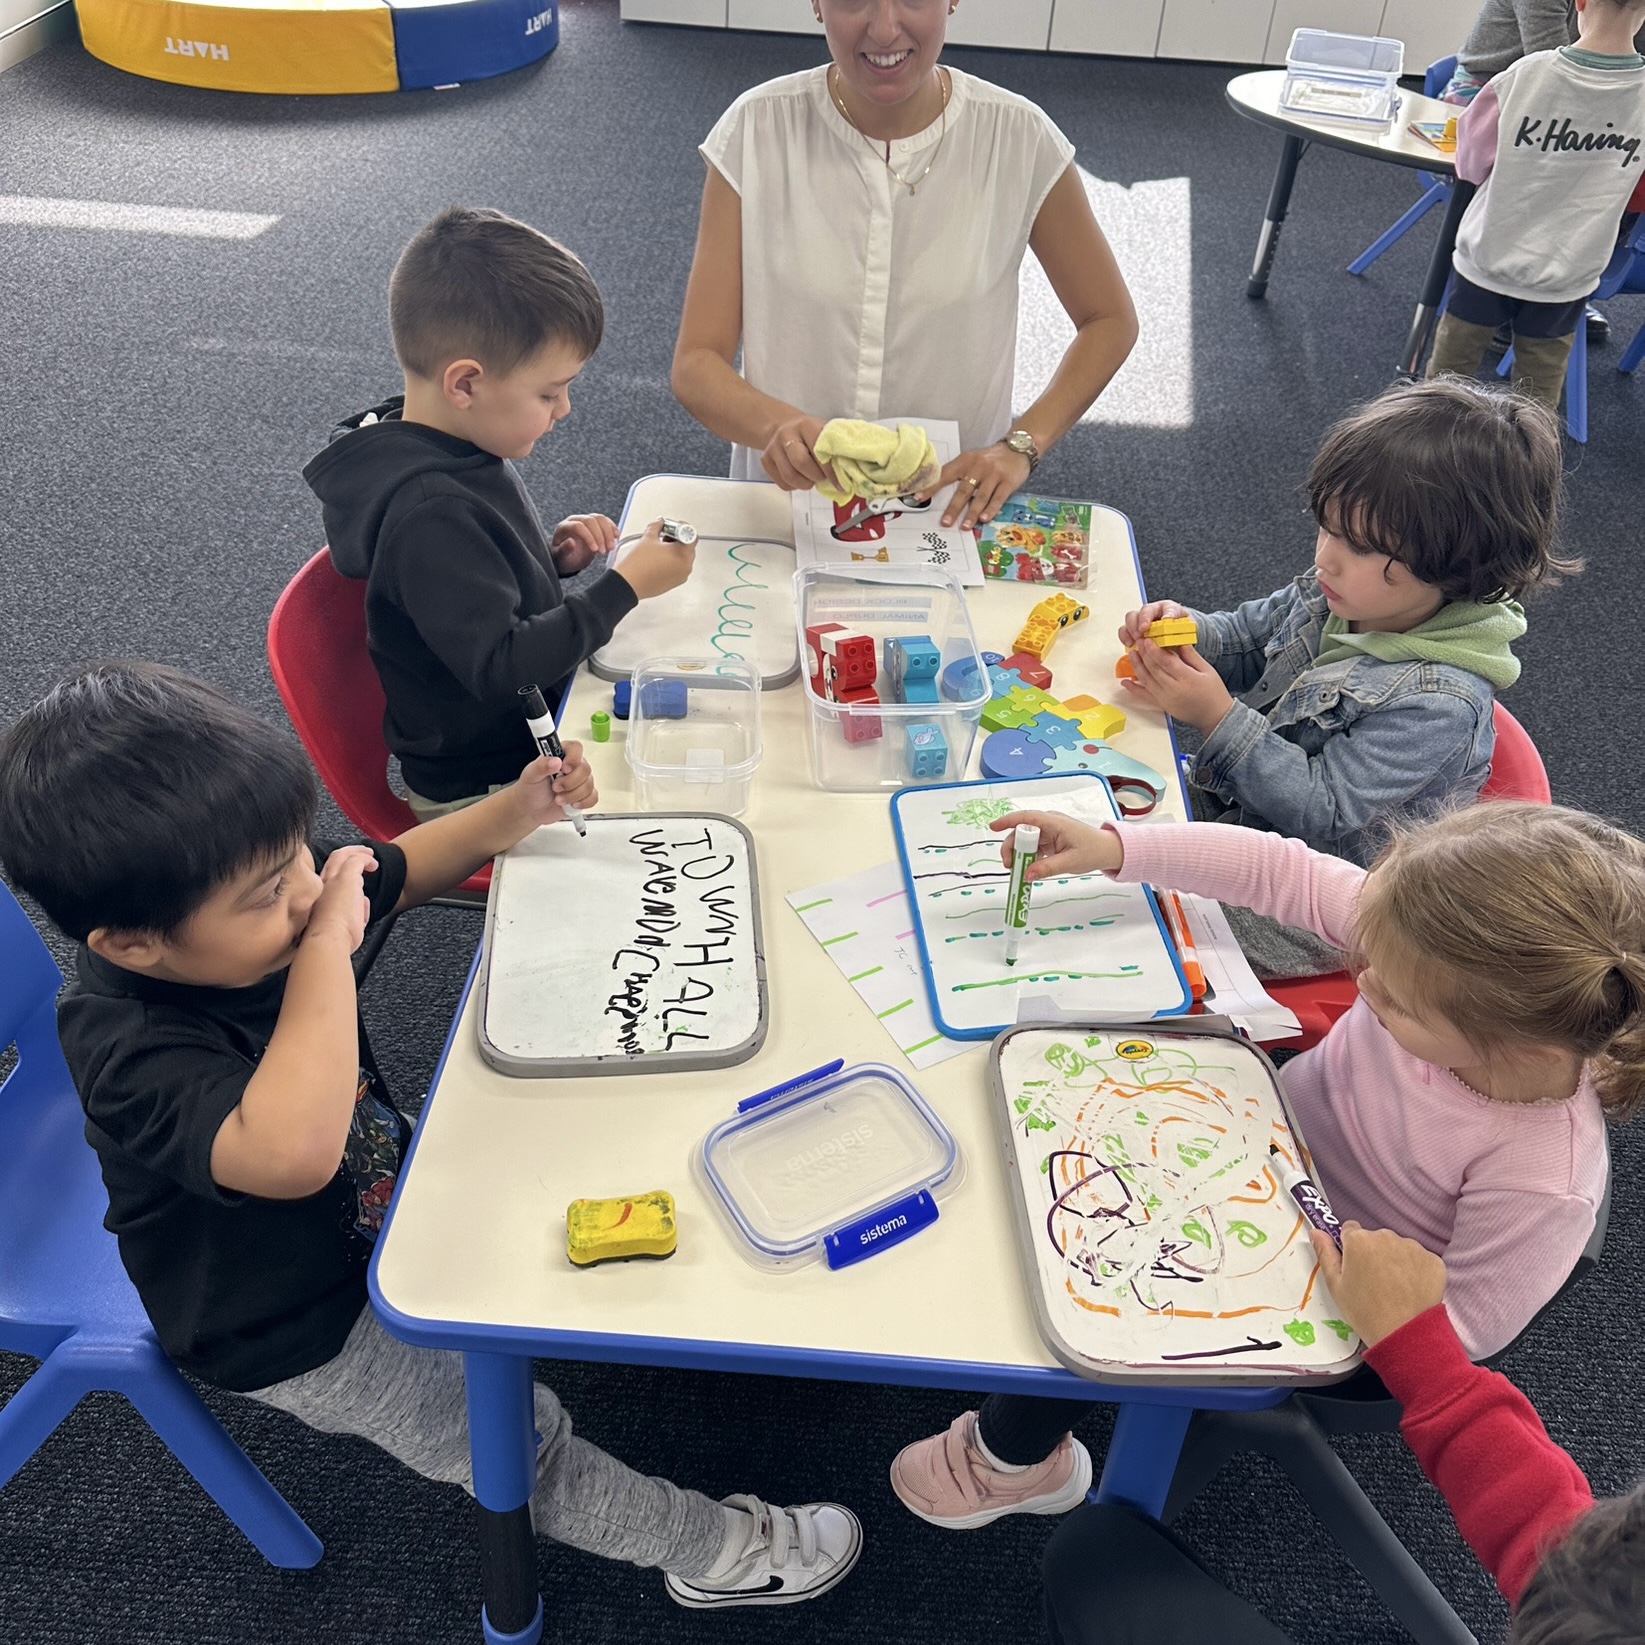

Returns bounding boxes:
[77,0,399,95]
[566,1191,678,1268]
[1148,616,1199,648]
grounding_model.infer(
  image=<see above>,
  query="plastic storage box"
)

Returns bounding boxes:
[795,564,990,791]
[1280,29,1404,129]
[695,1062,963,1272]
[625,657,761,816]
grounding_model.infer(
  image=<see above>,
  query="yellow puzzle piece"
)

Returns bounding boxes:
[566,1190,678,1267]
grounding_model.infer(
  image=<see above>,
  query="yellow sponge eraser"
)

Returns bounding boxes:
[1148,616,1199,647]
[566,1191,678,1267]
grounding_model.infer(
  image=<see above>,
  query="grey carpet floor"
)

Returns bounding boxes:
[1,4,1643,1642]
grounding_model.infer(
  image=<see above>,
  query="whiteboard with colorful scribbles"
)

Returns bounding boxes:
[991,1023,1361,1384]
[891,773,1190,1038]
[589,535,800,687]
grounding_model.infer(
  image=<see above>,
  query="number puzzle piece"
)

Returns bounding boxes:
[941,652,1009,703]
[1043,742,1168,813]
[981,683,1056,733]
[1018,711,1086,751]
[998,651,1052,692]
[979,728,1055,781]
[1061,694,1127,741]
[904,721,949,780]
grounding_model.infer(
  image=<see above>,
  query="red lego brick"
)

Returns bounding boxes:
[805,622,846,697]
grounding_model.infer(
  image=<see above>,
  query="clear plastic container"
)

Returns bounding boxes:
[795,564,990,791]
[625,657,761,816]
[1281,29,1404,128]
[695,1062,963,1272]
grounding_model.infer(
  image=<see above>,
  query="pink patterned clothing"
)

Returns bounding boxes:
[1110,822,1608,1360]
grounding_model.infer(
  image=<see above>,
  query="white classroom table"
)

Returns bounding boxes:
[370,476,1287,1645]
[1226,68,1472,375]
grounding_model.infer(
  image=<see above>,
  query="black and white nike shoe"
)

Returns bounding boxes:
[664,1495,863,1608]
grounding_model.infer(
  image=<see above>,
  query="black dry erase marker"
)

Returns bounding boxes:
[518,685,586,838]
[1270,1145,1343,1249]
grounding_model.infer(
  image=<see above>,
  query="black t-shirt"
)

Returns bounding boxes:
[57,841,409,1393]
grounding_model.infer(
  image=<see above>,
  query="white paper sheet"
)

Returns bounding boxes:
[1178,894,1302,1043]
[787,863,973,1071]
[790,416,983,586]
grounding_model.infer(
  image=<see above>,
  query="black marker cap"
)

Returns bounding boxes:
[518,684,549,719]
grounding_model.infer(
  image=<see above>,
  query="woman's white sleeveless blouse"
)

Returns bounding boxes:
[700,65,1075,479]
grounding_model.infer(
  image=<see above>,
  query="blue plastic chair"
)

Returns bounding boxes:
[1348,57,1459,276]
[0,882,322,1567]
[1495,213,1645,441]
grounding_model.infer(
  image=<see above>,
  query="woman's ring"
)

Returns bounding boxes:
[963,475,979,488]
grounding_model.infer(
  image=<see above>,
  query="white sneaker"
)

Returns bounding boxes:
[664,1494,863,1609]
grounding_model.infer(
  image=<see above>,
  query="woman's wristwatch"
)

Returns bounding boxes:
[1002,428,1041,473]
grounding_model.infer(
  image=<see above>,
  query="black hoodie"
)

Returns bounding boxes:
[303,397,637,803]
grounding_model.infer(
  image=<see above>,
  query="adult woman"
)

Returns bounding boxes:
[671,0,1138,531]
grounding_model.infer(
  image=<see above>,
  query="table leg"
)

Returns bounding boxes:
[1247,134,1308,299]
[1398,179,1477,377]
[464,1350,543,1645]
[1091,1402,1193,1521]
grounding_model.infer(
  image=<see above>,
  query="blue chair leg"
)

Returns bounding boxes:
[1620,321,1645,374]
[118,1341,324,1569]
[1566,320,1588,442]
[1348,180,1451,276]
[0,1350,88,1488]
[1090,1402,1193,1520]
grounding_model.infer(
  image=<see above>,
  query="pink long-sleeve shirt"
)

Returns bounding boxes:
[1112,822,1608,1360]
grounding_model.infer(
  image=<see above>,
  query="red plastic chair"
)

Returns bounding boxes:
[267,549,489,901]
[1263,702,1552,1049]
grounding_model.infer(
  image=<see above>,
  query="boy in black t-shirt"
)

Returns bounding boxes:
[0,663,861,1609]
[304,206,699,820]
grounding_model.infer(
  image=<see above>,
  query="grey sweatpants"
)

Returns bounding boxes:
[241,1309,727,1576]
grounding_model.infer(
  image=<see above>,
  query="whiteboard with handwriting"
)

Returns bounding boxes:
[480,815,767,1076]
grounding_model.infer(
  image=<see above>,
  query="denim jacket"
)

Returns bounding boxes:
[1188,575,1497,868]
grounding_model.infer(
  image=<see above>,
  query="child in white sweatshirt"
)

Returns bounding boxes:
[1428,0,1645,410]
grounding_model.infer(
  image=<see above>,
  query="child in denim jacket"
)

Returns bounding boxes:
[1119,380,1569,973]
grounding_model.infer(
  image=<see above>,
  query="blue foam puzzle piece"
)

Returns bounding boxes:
[979,729,1054,781]
[1019,712,1085,751]
[1043,742,1169,811]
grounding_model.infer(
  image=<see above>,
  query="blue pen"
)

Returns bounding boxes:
[737,1059,846,1113]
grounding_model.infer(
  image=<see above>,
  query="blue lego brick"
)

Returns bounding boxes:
[904,722,949,781]
[903,679,940,706]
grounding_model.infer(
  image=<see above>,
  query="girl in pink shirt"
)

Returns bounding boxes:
[891,801,1643,1531]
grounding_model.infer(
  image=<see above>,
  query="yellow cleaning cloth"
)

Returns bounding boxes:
[813,419,941,506]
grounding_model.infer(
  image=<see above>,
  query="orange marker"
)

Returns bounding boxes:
[1166,891,1207,1000]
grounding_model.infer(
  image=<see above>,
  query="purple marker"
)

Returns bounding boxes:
[1270,1145,1343,1249]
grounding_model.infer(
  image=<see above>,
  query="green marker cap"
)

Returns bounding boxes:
[590,711,611,743]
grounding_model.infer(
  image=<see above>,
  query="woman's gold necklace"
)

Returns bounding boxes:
[829,66,951,196]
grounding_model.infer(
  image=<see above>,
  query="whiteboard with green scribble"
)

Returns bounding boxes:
[991,1024,1361,1384]
[589,536,799,686]
[892,774,1190,1038]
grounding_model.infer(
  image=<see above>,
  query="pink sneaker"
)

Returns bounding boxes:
[890,1411,1092,1529]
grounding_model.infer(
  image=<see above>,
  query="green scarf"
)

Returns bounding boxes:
[1314,600,1527,689]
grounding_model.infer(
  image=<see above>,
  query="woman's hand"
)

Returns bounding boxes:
[551,514,620,575]
[761,415,836,492]
[1119,642,1235,738]
[929,443,1033,529]
[1119,599,1191,650]
[990,810,1123,881]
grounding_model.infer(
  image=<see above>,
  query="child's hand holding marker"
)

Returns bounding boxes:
[516,746,597,829]
[1309,1223,1448,1349]
[991,810,1123,882]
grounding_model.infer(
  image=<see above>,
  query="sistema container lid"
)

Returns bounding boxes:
[696,1061,963,1272]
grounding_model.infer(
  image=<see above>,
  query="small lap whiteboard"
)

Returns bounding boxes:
[588,536,800,687]
[991,1023,1361,1385]
[892,774,1190,1039]
[479,815,768,1077]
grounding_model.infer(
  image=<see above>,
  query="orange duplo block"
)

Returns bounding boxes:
[1115,653,1137,682]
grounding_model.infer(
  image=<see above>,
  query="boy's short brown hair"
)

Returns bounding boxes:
[1306,378,1574,603]
[389,206,604,380]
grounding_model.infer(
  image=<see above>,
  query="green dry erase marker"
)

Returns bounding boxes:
[1003,823,1040,967]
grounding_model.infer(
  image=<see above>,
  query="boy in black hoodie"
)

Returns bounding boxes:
[305,206,694,818]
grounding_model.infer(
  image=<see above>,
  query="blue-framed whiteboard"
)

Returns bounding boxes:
[891,774,1190,1039]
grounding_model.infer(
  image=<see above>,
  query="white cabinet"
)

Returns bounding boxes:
[1379,0,1473,74]
[1156,0,1276,63]
[948,0,1053,51]
[1049,0,1166,58]
[1264,0,1388,63]
[726,0,818,33]
[1,0,71,70]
